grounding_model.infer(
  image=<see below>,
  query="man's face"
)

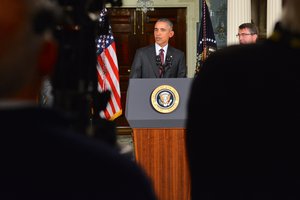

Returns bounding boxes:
[154,21,174,47]
[237,28,257,44]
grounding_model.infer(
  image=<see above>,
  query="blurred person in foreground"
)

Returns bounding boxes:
[0,0,156,199]
[186,0,300,199]
[237,22,259,44]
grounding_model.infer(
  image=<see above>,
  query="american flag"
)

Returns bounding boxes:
[96,8,122,120]
[195,0,217,76]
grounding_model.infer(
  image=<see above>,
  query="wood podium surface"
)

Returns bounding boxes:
[132,128,191,200]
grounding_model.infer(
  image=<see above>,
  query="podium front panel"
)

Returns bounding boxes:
[125,78,192,128]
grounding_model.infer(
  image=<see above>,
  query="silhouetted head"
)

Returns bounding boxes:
[281,0,300,33]
[0,0,58,100]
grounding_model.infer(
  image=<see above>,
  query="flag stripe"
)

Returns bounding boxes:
[104,47,121,101]
[97,51,121,118]
[96,8,122,120]
[107,43,120,82]
[98,47,121,108]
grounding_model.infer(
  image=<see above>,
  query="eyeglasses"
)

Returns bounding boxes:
[236,33,255,37]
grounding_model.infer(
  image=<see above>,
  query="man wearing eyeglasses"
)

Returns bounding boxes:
[236,23,258,44]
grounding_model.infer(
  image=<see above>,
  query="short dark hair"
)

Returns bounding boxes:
[239,23,258,35]
[156,18,173,30]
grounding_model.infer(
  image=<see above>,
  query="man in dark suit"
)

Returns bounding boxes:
[186,0,300,199]
[0,1,156,199]
[130,18,187,78]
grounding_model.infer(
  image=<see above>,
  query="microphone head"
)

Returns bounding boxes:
[156,55,161,65]
[166,55,171,62]
[166,55,172,67]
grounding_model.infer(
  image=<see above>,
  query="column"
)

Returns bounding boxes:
[267,0,282,37]
[227,0,251,45]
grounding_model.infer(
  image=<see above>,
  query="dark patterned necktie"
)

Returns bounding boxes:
[159,49,164,78]
[159,49,164,65]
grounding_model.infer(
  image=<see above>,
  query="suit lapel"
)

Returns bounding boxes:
[146,45,159,78]
[165,46,174,76]
[166,46,174,62]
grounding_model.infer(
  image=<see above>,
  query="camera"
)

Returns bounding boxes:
[41,0,122,135]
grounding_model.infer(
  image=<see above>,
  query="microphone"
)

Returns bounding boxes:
[156,55,164,78]
[156,55,161,66]
[165,55,172,69]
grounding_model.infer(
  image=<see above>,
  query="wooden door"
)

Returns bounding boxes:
[108,8,187,127]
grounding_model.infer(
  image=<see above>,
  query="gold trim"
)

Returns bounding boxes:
[151,85,180,114]
[141,12,144,35]
[133,10,136,35]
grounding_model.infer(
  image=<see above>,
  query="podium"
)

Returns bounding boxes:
[125,78,192,200]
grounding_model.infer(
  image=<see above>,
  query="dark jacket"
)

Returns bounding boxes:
[130,44,187,78]
[0,107,156,200]
[186,23,300,200]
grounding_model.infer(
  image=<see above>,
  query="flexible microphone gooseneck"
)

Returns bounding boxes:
[156,55,173,78]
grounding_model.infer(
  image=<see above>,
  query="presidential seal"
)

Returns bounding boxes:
[151,85,180,113]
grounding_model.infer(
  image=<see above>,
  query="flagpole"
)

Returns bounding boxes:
[195,0,217,76]
[202,0,207,62]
